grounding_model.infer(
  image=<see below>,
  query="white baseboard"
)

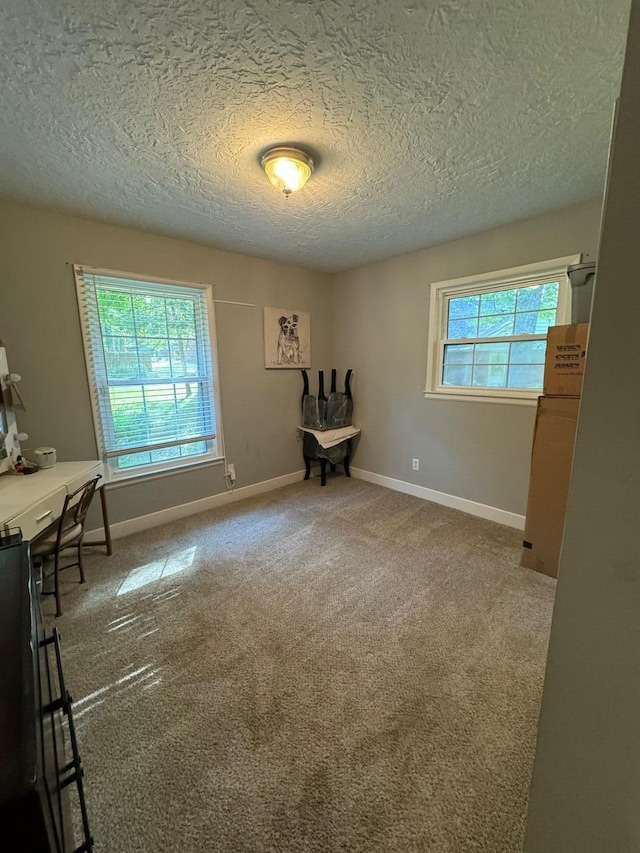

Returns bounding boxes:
[87,465,524,542]
[350,467,525,530]
[87,470,306,541]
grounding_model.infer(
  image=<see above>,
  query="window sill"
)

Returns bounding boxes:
[423,390,539,407]
[105,456,226,489]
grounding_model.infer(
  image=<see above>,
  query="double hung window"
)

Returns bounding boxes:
[74,266,223,480]
[425,256,579,404]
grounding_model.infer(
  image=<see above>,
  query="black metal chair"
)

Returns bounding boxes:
[301,369,353,485]
[32,475,101,617]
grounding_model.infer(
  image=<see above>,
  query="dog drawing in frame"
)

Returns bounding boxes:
[264,306,310,368]
[277,313,301,365]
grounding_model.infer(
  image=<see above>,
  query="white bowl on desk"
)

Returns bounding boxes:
[34,447,56,469]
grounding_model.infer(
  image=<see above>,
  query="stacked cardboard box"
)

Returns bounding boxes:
[521,323,589,577]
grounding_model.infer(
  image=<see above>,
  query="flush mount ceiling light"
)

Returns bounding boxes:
[260,146,314,197]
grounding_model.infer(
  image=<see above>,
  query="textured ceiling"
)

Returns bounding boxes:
[0,0,630,272]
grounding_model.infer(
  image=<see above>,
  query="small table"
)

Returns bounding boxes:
[298,426,361,486]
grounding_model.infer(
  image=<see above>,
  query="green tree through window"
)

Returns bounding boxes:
[75,268,221,478]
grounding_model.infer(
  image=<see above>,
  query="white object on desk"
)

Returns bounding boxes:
[0,461,111,552]
[34,447,57,468]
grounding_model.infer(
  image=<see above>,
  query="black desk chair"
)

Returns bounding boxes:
[301,369,353,486]
[32,475,101,617]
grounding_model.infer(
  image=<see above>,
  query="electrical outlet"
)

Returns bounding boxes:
[412,458,420,471]
[225,463,237,483]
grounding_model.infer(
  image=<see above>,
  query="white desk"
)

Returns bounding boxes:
[0,461,112,553]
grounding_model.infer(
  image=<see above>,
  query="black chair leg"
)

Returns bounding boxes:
[54,552,62,618]
[78,540,86,584]
[344,455,351,478]
[320,459,327,486]
[303,455,312,480]
[330,463,336,472]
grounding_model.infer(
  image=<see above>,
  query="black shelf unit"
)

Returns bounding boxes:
[0,536,93,852]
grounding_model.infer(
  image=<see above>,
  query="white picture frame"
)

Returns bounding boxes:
[264,307,311,368]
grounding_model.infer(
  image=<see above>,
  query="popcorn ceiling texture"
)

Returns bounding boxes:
[0,0,630,272]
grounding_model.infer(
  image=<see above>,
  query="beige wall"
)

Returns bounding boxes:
[0,201,332,524]
[0,196,604,526]
[525,0,640,849]
[331,199,603,515]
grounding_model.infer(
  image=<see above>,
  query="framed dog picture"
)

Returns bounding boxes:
[263,307,311,369]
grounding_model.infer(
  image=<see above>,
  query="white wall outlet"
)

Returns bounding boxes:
[412,458,420,471]
[225,463,236,483]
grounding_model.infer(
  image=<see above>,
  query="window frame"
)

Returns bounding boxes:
[74,264,225,483]
[424,255,581,405]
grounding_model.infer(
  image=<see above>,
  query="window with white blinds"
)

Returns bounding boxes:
[74,266,222,479]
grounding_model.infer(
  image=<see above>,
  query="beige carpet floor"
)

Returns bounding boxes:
[47,476,556,853]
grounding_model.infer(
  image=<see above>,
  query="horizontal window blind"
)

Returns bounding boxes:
[75,267,219,474]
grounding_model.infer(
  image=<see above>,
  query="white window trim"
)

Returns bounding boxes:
[74,264,225,483]
[424,254,581,405]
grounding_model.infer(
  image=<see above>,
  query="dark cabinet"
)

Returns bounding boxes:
[0,538,93,851]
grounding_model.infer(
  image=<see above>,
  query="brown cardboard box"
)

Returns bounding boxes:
[521,396,580,577]
[543,323,589,397]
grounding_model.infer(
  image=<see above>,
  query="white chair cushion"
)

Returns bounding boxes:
[32,523,83,557]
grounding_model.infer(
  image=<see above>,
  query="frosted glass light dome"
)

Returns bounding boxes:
[260,147,314,196]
